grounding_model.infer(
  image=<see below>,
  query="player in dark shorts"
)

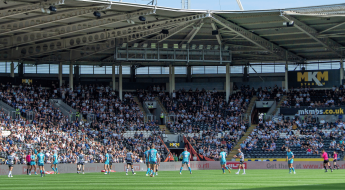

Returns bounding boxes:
[333,151,339,170]
[321,149,332,172]
[109,151,113,174]
[233,149,245,175]
[125,149,136,175]
[76,150,85,174]
[6,151,16,178]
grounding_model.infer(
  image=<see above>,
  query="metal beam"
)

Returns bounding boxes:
[281,14,343,57]
[16,13,207,62]
[319,21,345,34]
[0,0,65,19]
[156,22,196,43]
[211,14,304,62]
[0,6,110,36]
[210,21,222,45]
[178,20,203,46]
[0,9,153,50]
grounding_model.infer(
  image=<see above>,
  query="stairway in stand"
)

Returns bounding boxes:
[159,125,171,134]
[272,95,287,116]
[133,96,147,122]
[227,124,256,160]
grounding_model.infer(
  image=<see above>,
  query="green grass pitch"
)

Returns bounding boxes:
[1,169,344,190]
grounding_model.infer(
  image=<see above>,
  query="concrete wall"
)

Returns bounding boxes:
[3,161,345,175]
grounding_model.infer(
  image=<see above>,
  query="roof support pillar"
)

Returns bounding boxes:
[341,60,344,85]
[58,62,63,88]
[285,61,288,92]
[112,64,116,91]
[226,62,230,103]
[69,63,73,91]
[119,65,123,101]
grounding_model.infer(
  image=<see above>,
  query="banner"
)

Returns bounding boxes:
[165,142,185,149]
[280,107,345,115]
[288,70,339,88]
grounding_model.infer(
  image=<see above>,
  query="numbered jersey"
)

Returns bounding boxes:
[287,151,294,159]
[149,149,157,162]
[126,152,133,161]
[37,153,45,163]
[144,150,149,161]
[53,153,58,163]
[220,151,227,162]
[237,152,244,161]
[7,155,14,165]
[182,151,190,161]
[78,154,84,163]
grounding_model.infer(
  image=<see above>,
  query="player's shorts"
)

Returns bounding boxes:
[182,161,190,165]
[104,161,109,165]
[127,160,133,165]
[38,162,44,166]
[324,159,329,164]
[150,160,157,165]
[240,161,244,164]
[77,162,84,165]
[288,159,294,164]
[109,162,112,166]
[146,160,149,165]
[53,161,59,165]
[30,162,36,166]
[8,164,13,168]
[333,159,337,163]
[27,162,31,166]
[220,161,226,165]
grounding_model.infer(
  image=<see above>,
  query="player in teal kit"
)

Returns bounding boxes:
[220,148,231,174]
[286,148,296,174]
[180,147,192,175]
[51,150,59,174]
[37,149,45,177]
[148,144,159,177]
[104,150,110,175]
[144,146,151,176]
[30,153,37,175]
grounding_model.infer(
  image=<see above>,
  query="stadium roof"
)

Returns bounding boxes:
[0,0,345,66]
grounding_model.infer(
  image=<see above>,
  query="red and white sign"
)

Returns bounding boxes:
[226,162,247,169]
[101,170,116,172]
[44,171,55,174]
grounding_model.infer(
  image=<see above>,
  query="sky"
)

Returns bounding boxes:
[114,0,345,11]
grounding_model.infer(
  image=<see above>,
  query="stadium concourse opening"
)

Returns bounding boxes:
[1,1,345,188]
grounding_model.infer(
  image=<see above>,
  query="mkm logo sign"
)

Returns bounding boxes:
[297,71,328,86]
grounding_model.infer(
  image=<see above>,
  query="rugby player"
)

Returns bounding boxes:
[76,150,85,174]
[144,146,151,176]
[6,150,16,177]
[286,148,296,174]
[109,150,113,174]
[321,149,332,172]
[26,150,31,175]
[125,149,136,175]
[51,150,59,174]
[104,149,110,175]
[180,147,192,175]
[30,150,37,175]
[37,148,46,177]
[156,152,160,175]
[149,145,159,177]
[220,148,231,174]
[333,151,339,170]
[233,149,245,175]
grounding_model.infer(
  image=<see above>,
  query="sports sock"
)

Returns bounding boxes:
[131,168,134,174]
[126,168,128,174]
[289,168,291,172]
[243,169,245,173]
[27,169,28,174]
[222,168,225,173]
[324,166,327,171]
[180,167,183,173]
[292,168,295,172]
[8,171,11,175]
[52,167,56,172]
[237,169,240,173]
[146,168,149,174]
[188,167,192,173]
[329,166,332,169]
[156,169,158,172]
[56,167,58,173]
[225,166,229,170]
[40,170,42,174]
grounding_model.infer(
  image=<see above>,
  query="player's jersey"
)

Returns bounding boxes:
[37,153,45,164]
[7,155,14,165]
[149,149,157,161]
[287,151,294,160]
[334,153,338,160]
[105,153,109,163]
[53,153,58,163]
[144,150,149,162]
[78,154,84,163]
[220,151,227,162]
[237,152,244,161]
[30,155,36,162]
[126,152,133,161]
[322,152,329,160]
[109,154,113,163]
[182,151,190,162]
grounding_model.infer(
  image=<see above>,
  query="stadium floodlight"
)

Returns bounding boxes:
[151,43,156,48]
[224,45,229,50]
[191,44,196,49]
[133,43,138,48]
[181,44,187,49]
[121,43,127,48]
[139,16,146,21]
[283,21,294,27]
[207,45,211,50]
[163,43,168,48]
[174,44,178,49]
[142,43,148,48]
[198,45,203,50]
[214,45,219,50]
[48,6,57,12]
[93,11,101,18]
